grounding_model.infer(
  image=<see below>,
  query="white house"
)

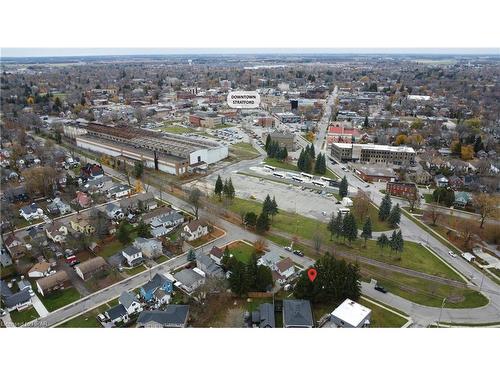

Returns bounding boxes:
[105,202,124,220]
[118,291,143,315]
[28,262,51,278]
[19,203,43,221]
[122,246,143,267]
[209,245,225,265]
[45,222,69,243]
[182,219,209,241]
[106,184,132,199]
[330,299,372,328]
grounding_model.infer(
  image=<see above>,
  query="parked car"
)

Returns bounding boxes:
[284,246,292,252]
[293,250,304,257]
[374,284,387,293]
[448,251,457,258]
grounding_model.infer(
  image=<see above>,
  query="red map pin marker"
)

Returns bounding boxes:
[307,268,317,282]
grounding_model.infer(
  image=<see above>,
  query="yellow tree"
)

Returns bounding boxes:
[395,134,408,145]
[460,145,474,161]
[134,180,144,193]
[473,194,499,228]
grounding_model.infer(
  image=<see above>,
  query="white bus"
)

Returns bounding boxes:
[264,164,276,171]
[300,172,314,179]
[292,176,305,183]
[312,180,326,187]
[338,208,350,217]
[273,172,286,179]
[320,176,332,183]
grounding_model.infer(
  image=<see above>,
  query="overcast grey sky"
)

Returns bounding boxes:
[2,48,499,58]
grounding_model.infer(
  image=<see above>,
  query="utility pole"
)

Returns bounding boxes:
[437,297,447,328]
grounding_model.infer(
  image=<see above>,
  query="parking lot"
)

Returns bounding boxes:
[195,170,352,223]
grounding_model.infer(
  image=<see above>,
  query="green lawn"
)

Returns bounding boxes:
[38,288,81,312]
[264,158,338,180]
[57,302,111,328]
[9,307,40,326]
[220,197,463,281]
[353,204,393,232]
[161,125,196,134]
[228,241,255,264]
[360,298,409,328]
[100,240,125,258]
[155,255,168,264]
[362,264,488,308]
[230,142,260,159]
[124,265,147,276]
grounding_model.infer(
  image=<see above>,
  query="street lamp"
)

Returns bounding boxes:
[437,297,447,328]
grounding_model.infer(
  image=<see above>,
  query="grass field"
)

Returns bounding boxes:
[124,265,147,276]
[361,264,488,308]
[161,125,196,134]
[9,307,40,326]
[352,203,392,232]
[264,158,339,180]
[360,299,409,328]
[38,288,81,312]
[228,241,255,264]
[57,301,113,328]
[230,142,260,159]
[221,197,462,281]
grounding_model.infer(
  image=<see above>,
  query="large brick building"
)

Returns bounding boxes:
[386,181,418,199]
[331,143,415,165]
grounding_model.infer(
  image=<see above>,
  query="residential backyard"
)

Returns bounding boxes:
[57,299,117,328]
[228,241,256,264]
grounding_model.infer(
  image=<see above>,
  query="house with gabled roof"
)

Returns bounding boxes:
[182,219,208,241]
[45,222,68,243]
[140,273,173,304]
[282,299,314,328]
[136,305,189,328]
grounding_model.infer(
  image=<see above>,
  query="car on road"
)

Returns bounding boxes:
[293,250,304,257]
[284,246,292,252]
[374,284,387,293]
[335,201,341,204]
[321,211,327,216]
[448,251,457,258]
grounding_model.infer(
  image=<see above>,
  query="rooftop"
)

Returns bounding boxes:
[331,299,371,327]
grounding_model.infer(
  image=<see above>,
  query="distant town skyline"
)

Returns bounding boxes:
[2,48,499,58]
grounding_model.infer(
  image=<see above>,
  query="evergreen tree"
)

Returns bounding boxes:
[255,265,273,291]
[246,253,259,291]
[228,260,247,296]
[223,178,235,200]
[389,230,404,255]
[244,211,257,227]
[342,213,358,244]
[214,174,223,200]
[377,233,389,252]
[334,212,344,240]
[303,153,312,173]
[294,253,361,304]
[221,246,231,269]
[297,150,306,171]
[379,193,392,221]
[388,203,401,228]
[187,249,196,262]
[473,136,484,153]
[339,176,348,198]
[361,217,372,246]
[308,144,315,159]
[116,221,131,245]
[327,214,336,240]
[137,219,152,238]
[269,196,279,221]
[256,212,270,233]
[265,134,272,151]
[282,147,288,161]
[262,194,273,215]
[363,115,369,128]
[314,153,323,174]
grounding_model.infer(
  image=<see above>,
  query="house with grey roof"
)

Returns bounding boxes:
[47,197,72,215]
[105,202,124,220]
[282,299,314,328]
[251,303,275,328]
[105,304,129,324]
[196,254,224,278]
[174,268,205,293]
[133,237,163,259]
[136,305,189,328]
[119,291,142,315]
[3,288,32,312]
[119,192,157,213]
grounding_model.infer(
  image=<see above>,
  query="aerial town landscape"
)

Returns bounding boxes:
[1,51,499,329]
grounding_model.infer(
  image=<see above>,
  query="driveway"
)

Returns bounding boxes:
[31,294,49,317]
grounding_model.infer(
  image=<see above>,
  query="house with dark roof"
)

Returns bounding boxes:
[105,304,129,324]
[140,273,173,304]
[209,245,225,265]
[74,257,107,281]
[122,246,143,267]
[19,203,43,221]
[45,222,68,243]
[105,202,124,220]
[196,254,224,277]
[142,206,184,238]
[119,192,157,213]
[106,184,132,199]
[251,303,275,328]
[36,270,71,296]
[136,305,189,328]
[182,219,209,241]
[133,237,163,259]
[274,257,295,283]
[174,268,205,293]
[282,299,314,328]
[4,234,26,260]
[3,288,32,312]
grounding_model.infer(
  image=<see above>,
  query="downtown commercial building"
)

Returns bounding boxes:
[331,143,416,165]
[65,123,228,175]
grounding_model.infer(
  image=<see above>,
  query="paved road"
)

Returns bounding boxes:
[313,86,338,152]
